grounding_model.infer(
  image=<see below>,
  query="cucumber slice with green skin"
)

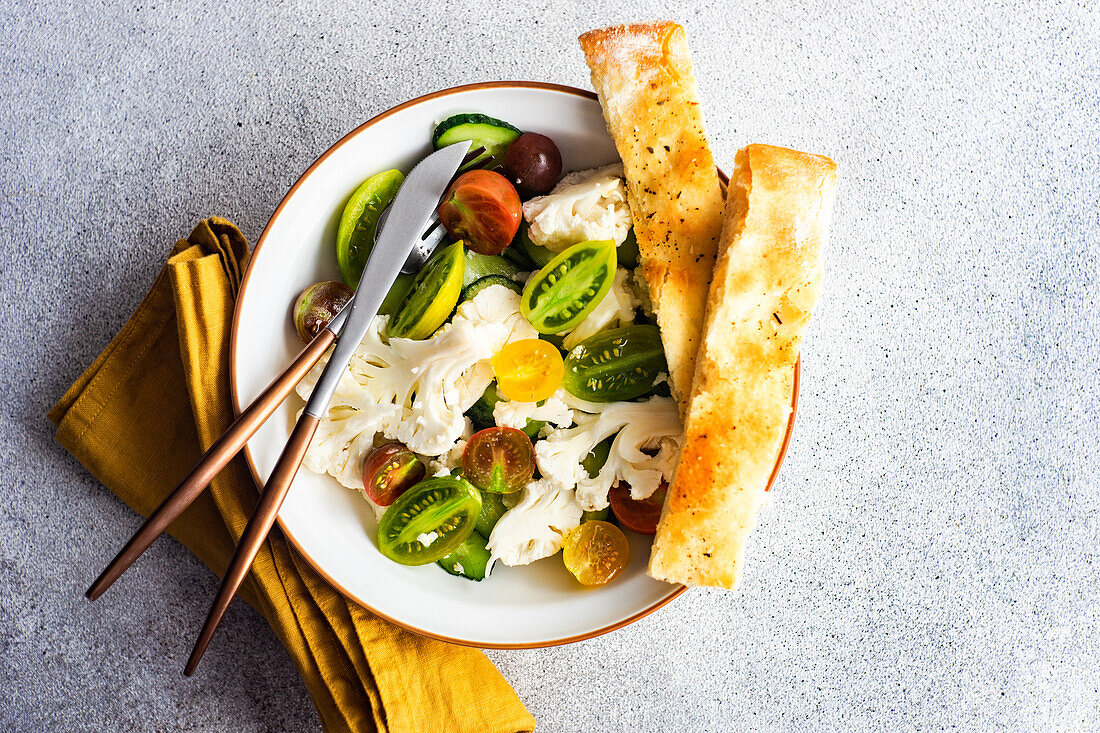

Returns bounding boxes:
[465,382,545,438]
[433,113,521,167]
[461,275,522,303]
[521,240,617,334]
[336,170,405,287]
[563,325,668,402]
[438,530,492,581]
[475,492,508,538]
[462,252,521,286]
[387,242,465,340]
[514,222,555,268]
[378,273,414,317]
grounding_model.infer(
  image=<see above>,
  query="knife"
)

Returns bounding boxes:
[183,141,471,676]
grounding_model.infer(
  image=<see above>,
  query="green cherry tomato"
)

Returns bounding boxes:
[521,240,616,334]
[387,241,465,340]
[562,325,668,402]
[378,273,415,317]
[474,491,509,537]
[377,476,482,566]
[336,169,405,287]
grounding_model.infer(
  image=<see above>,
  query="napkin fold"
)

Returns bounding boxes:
[49,218,536,733]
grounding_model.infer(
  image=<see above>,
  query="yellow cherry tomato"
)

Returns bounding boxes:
[562,520,629,586]
[491,339,564,402]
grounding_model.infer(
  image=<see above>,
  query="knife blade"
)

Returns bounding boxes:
[303,141,470,417]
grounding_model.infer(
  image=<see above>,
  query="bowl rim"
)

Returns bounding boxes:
[229,80,800,649]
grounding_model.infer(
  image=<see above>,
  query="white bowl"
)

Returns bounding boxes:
[231,82,796,648]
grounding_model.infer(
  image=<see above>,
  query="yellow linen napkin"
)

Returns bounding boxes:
[49,217,536,733]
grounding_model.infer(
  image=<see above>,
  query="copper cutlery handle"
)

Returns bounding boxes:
[184,412,320,676]
[85,328,336,602]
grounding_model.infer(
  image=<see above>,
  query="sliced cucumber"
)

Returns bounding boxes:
[502,238,536,270]
[462,275,522,303]
[462,252,521,286]
[437,531,492,581]
[433,113,521,166]
[521,419,546,440]
[475,492,509,538]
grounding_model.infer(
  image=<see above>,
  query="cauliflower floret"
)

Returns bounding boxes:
[427,420,473,476]
[562,268,640,349]
[297,285,536,487]
[492,388,573,432]
[522,164,632,252]
[536,396,682,511]
[302,405,395,490]
[487,478,583,566]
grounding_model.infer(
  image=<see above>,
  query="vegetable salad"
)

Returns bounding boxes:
[292,114,682,586]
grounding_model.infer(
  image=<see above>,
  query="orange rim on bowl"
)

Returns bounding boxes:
[229,81,800,649]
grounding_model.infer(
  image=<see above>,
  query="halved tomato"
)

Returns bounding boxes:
[608,481,667,535]
[562,520,629,586]
[462,427,534,494]
[362,443,425,506]
[376,476,482,565]
[491,338,563,402]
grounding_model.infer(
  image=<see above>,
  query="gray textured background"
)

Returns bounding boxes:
[2,0,1098,730]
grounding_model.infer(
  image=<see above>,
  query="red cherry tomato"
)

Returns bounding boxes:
[437,170,522,255]
[362,443,425,506]
[608,481,667,535]
[462,427,534,494]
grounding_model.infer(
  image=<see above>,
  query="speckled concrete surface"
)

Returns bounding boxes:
[2,1,1098,730]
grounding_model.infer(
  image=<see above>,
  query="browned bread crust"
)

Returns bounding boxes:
[648,144,838,588]
[579,22,725,413]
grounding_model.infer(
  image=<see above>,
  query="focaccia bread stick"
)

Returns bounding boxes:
[648,144,837,588]
[579,22,725,414]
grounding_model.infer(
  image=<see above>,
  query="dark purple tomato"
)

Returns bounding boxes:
[362,443,426,506]
[293,281,353,343]
[502,133,563,198]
